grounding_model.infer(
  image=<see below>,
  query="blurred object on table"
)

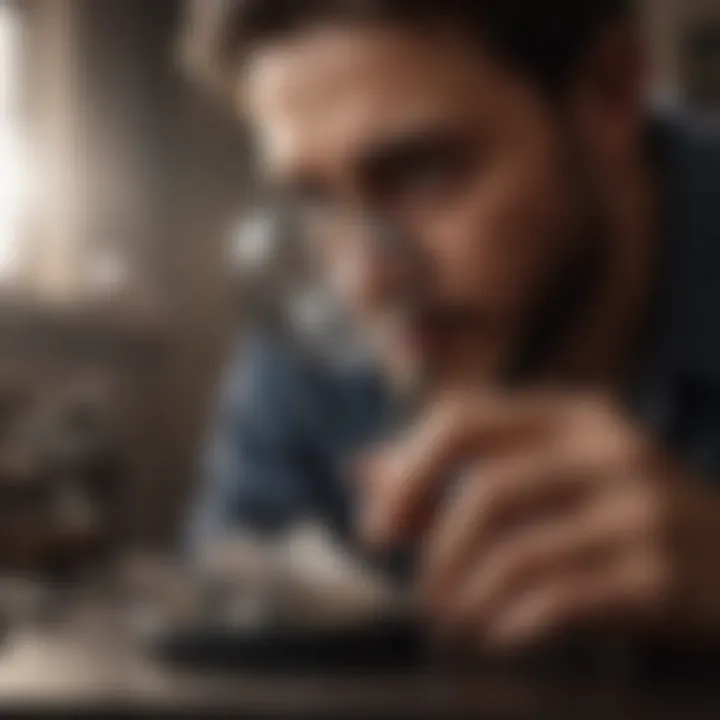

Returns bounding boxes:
[228,207,375,371]
[120,525,423,673]
[125,524,406,643]
[0,377,125,578]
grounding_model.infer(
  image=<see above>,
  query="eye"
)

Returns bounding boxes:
[401,154,454,194]
[391,149,456,198]
[364,134,473,209]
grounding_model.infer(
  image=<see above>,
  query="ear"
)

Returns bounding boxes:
[569,22,646,164]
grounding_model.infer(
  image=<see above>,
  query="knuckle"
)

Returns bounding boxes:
[568,394,645,462]
[470,473,503,525]
[603,409,648,462]
[484,540,523,587]
[613,430,652,476]
[572,392,616,426]
[537,584,575,627]
[620,436,652,473]
[637,552,676,615]
[472,463,524,524]
[428,396,466,447]
[636,484,673,542]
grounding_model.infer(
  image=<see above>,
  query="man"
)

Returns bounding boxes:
[187,0,720,651]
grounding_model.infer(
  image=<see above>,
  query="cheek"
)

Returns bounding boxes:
[418,147,575,316]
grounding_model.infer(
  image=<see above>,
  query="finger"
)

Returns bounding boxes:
[445,496,637,629]
[484,550,667,650]
[350,445,393,488]
[361,393,567,546]
[423,450,601,602]
[359,450,438,548]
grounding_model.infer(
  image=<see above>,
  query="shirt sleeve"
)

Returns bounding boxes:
[187,338,312,552]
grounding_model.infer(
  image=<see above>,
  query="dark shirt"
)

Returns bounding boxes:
[189,112,720,554]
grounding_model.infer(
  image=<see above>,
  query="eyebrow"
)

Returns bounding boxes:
[355,126,464,185]
[267,123,463,201]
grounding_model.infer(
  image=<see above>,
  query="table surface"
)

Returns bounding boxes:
[0,598,717,718]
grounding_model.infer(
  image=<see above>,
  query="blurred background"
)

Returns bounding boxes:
[0,0,716,574]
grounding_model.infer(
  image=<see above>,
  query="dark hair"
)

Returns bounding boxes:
[182,0,633,97]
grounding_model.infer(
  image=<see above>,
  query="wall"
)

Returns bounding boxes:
[644,0,720,98]
[22,0,252,546]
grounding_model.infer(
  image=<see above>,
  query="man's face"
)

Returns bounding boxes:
[244,23,629,391]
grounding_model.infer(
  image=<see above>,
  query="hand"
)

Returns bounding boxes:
[359,391,720,650]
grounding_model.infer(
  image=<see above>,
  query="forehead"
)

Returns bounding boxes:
[241,25,517,180]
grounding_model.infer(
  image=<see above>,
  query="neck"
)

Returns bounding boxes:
[550,139,658,387]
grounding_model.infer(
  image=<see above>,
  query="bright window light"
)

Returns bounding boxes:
[0,2,28,280]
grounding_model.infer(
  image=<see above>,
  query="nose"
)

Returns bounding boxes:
[338,214,423,312]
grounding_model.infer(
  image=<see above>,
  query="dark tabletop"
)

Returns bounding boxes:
[0,598,718,720]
